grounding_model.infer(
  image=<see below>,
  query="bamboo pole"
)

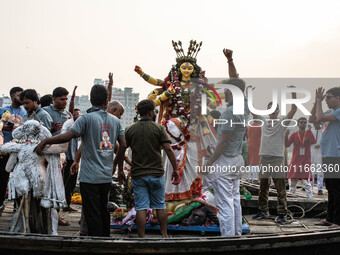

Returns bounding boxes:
[24,193,31,233]
[10,196,25,232]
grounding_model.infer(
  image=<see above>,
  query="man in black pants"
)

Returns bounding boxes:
[35,85,126,236]
[61,109,82,212]
[0,87,25,216]
[312,87,340,228]
[0,155,10,215]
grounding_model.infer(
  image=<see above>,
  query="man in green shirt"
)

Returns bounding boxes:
[125,99,179,238]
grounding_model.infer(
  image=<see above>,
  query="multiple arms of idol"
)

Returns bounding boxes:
[134,65,173,107]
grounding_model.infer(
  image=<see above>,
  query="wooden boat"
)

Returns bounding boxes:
[1,227,340,255]
[0,181,336,254]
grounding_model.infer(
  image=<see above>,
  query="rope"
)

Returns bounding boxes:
[305,201,325,213]
[287,205,305,219]
[315,211,327,218]
[286,201,326,220]
[274,201,326,223]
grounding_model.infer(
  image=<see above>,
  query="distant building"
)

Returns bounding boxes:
[122,87,139,128]
[67,95,80,106]
[111,88,125,105]
[109,87,139,128]
[0,97,11,107]
[94,78,105,86]
[65,95,91,114]
[94,78,111,87]
[75,95,92,113]
[70,79,139,127]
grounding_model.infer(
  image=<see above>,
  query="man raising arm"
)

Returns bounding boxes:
[35,85,126,237]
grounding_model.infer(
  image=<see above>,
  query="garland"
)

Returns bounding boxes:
[164,119,182,143]
[12,139,40,144]
[162,69,210,142]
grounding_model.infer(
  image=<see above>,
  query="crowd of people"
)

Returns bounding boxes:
[0,45,340,238]
[0,76,179,237]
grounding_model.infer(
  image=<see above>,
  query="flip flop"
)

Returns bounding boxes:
[315,220,332,226]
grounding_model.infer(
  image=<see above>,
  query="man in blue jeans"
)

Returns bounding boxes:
[125,99,179,238]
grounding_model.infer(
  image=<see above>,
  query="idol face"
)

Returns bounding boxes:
[180,62,194,80]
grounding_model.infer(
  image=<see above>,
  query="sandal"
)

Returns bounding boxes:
[58,215,70,226]
[315,220,332,226]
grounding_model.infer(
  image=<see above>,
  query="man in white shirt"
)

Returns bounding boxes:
[252,87,297,224]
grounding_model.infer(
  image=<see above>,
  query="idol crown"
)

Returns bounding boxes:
[172,40,202,63]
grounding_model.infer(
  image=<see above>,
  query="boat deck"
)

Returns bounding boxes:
[1,183,339,255]
[0,191,331,238]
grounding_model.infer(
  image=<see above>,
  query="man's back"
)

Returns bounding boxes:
[219,105,247,157]
[125,119,170,179]
[259,116,287,157]
[70,109,124,183]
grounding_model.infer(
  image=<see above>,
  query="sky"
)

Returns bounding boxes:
[1,0,340,109]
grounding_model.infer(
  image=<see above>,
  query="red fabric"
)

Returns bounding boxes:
[286,130,316,180]
[246,124,262,165]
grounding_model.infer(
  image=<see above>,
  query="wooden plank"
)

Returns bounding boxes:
[279,224,304,229]
[240,179,328,200]
[280,228,311,233]
[243,215,312,235]
[241,195,327,215]
[243,218,277,226]
[0,200,331,240]
[245,216,332,234]
[249,225,282,234]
